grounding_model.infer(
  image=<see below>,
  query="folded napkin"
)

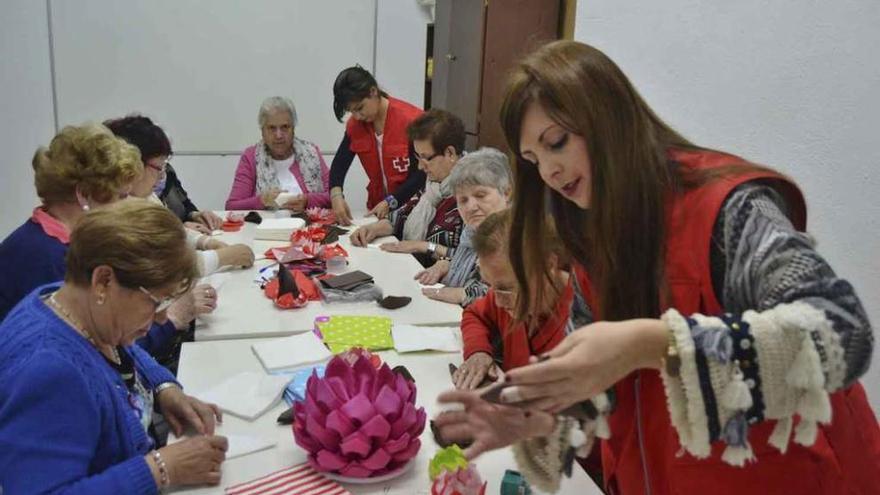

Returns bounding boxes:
[392,325,462,353]
[196,371,291,421]
[251,333,332,373]
[225,462,351,495]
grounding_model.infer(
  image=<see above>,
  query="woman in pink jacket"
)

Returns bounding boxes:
[226,96,330,211]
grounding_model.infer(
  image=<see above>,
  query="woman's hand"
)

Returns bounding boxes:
[501,319,668,413]
[349,225,379,247]
[331,192,354,225]
[415,260,449,284]
[366,200,390,219]
[282,195,308,213]
[433,389,556,460]
[423,287,465,305]
[217,244,255,268]
[192,284,218,315]
[184,221,211,235]
[165,291,196,330]
[154,435,228,487]
[453,352,499,390]
[380,240,428,254]
[191,211,223,231]
[260,188,282,208]
[157,385,223,436]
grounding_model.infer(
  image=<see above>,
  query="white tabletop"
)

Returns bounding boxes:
[172,339,602,495]
[195,213,463,341]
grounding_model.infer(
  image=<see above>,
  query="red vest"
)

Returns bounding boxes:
[345,96,423,209]
[575,149,880,495]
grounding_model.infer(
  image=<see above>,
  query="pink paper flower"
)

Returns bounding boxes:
[293,353,426,478]
[431,465,487,495]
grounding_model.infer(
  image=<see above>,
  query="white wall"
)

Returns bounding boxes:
[575,1,880,410]
[0,0,433,233]
[0,0,55,236]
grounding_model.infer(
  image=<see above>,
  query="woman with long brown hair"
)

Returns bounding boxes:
[433,40,878,494]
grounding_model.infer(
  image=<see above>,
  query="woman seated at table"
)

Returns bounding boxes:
[108,115,255,276]
[349,109,466,267]
[104,114,223,232]
[0,123,141,321]
[452,209,574,389]
[226,96,330,212]
[329,66,426,224]
[415,147,511,307]
[0,200,228,493]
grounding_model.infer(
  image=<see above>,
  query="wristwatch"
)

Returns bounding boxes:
[426,242,437,256]
[384,195,399,210]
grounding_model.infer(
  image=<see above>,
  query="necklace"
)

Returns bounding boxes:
[47,291,121,365]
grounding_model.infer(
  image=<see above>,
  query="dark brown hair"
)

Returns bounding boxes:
[407,109,466,156]
[66,199,198,292]
[500,40,772,323]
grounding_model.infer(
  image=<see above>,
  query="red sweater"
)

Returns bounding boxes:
[461,281,574,371]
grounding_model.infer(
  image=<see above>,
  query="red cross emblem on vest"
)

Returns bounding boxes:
[392,157,410,173]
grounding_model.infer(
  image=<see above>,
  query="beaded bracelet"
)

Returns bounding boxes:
[152,449,170,488]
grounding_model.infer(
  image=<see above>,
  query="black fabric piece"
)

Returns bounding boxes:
[244,211,263,224]
[277,407,295,425]
[277,267,299,297]
[378,295,411,310]
[723,314,765,424]
[391,365,415,383]
[321,270,373,290]
[321,225,349,245]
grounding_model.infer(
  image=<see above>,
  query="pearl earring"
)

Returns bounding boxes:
[96,293,105,305]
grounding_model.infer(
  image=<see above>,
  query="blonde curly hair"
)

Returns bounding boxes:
[32,123,143,205]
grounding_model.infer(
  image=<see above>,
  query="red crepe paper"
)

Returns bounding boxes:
[263,269,321,309]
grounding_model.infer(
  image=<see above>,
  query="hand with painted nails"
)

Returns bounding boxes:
[433,388,556,460]
[500,319,669,413]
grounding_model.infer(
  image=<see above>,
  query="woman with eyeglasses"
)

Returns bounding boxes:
[328,66,426,224]
[415,147,512,307]
[433,41,878,494]
[108,115,255,278]
[104,115,223,233]
[0,200,228,493]
[452,209,574,390]
[0,123,141,321]
[349,109,466,268]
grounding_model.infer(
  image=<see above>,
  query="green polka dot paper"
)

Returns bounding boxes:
[318,315,394,353]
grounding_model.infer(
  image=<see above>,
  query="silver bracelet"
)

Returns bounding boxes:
[330,190,344,199]
[154,382,180,396]
[152,449,171,488]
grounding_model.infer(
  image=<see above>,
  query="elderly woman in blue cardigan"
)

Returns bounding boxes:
[0,200,227,493]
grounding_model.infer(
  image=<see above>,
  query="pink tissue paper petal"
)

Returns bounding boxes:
[360,414,392,442]
[325,409,356,437]
[316,449,348,471]
[360,447,392,471]
[339,431,372,458]
[340,393,377,426]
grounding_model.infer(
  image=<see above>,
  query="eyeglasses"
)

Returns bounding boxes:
[417,151,442,163]
[139,286,181,313]
[145,158,171,175]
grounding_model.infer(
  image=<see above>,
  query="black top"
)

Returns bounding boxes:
[158,164,199,222]
[329,132,426,207]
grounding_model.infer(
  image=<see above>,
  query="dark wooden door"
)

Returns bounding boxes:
[479,0,561,151]
[431,0,486,149]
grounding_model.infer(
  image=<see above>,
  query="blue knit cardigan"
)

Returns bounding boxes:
[0,284,179,494]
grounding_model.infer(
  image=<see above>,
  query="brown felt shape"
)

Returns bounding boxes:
[378,295,411,309]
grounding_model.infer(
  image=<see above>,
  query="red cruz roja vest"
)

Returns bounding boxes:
[345,96,423,209]
[574,148,880,495]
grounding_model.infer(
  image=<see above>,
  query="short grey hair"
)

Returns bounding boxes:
[448,147,512,195]
[258,96,298,128]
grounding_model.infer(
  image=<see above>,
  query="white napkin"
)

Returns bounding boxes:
[392,325,462,353]
[224,434,277,460]
[251,333,332,373]
[196,371,291,421]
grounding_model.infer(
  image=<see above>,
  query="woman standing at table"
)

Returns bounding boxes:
[226,96,331,212]
[329,66,426,224]
[433,41,879,494]
[0,200,227,493]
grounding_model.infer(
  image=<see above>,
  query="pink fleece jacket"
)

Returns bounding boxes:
[225,144,330,210]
